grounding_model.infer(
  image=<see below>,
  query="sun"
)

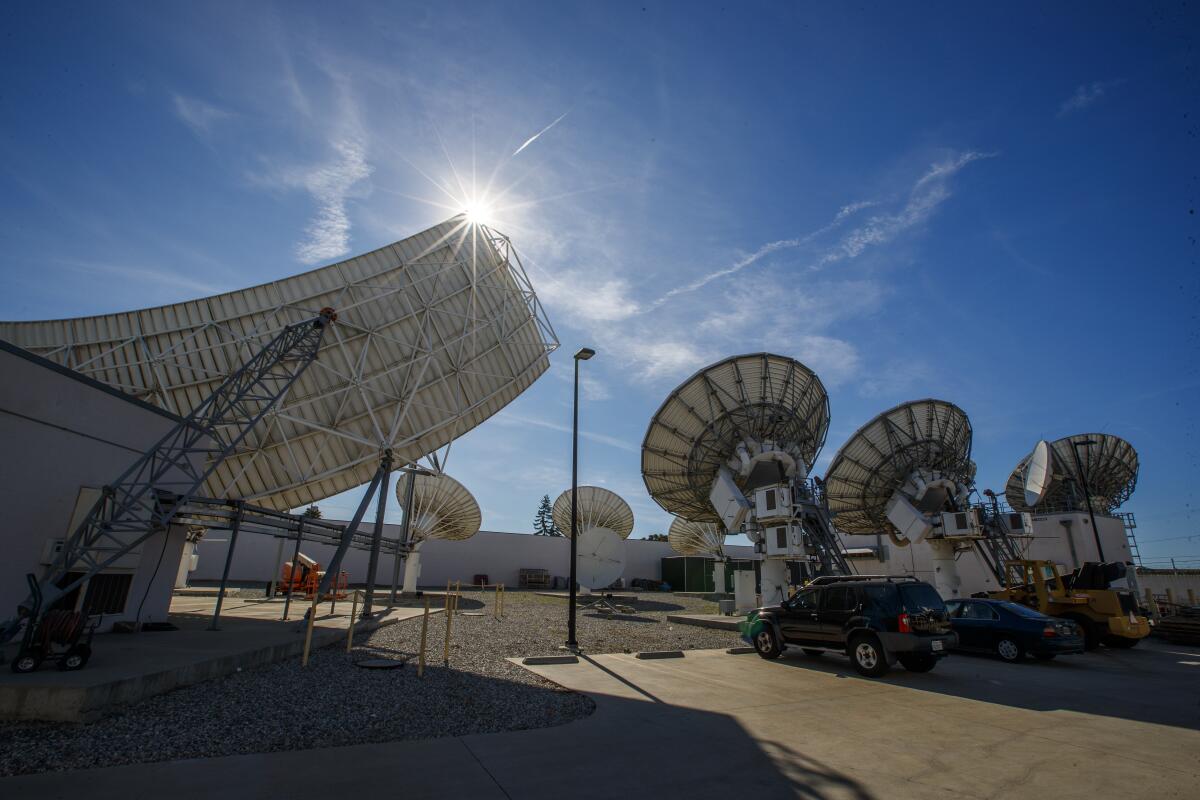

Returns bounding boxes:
[462,199,496,227]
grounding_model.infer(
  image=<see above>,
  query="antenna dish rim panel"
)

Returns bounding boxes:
[1022,439,1053,508]
[1004,433,1138,513]
[823,398,974,535]
[394,471,481,543]
[551,486,635,539]
[0,218,559,511]
[641,352,830,524]
[667,517,726,558]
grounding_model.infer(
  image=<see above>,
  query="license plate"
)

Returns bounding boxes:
[932,640,944,652]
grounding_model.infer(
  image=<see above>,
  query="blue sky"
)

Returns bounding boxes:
[2,2,1197,567]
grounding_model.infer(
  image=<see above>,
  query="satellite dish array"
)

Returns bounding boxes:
[639,351,1141,601]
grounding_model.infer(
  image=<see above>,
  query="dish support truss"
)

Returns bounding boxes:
[9,223,559,510]
[1,311,336,643]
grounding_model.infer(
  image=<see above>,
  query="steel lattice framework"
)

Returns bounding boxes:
[4,310,336,636]
[0,218,558,510]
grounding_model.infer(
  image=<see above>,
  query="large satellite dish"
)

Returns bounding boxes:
[394,472,481,542]
[575,527,625,590]
[0,218,558,510]
[551,486,634,539]
[823,399,974,538]
[641,353,829,523]
[668,517,725,558]
[1004,433,1138,514]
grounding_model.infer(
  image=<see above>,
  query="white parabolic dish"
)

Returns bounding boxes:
[551,486,635,540]
[394,472,481,543]
[1022,439,1053,508]
[0,218,558,510]
[575,527,624,590]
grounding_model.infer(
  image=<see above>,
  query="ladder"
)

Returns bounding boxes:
[1117,512,1141,566]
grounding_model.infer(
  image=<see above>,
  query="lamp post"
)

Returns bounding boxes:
[566,346,595,651]
[1069,438,1106,562]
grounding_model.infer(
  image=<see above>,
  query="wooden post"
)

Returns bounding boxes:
[1188,589,1196,606]
[1145,588,1160,618]
[1166,588,1176,609]
[443,591,454,665]
[493,583,499,619]
[346,590,360,653]
[302,591,319,667]
[455,580,461,614]
[499,583,505,617]
[418,597,429,677]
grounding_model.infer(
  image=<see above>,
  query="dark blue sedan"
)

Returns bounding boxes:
[944,598,1085,662]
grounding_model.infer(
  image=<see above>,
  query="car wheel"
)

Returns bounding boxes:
[995,637,1024,663]
[1063,615,1099,650]
[1032,653,1056,661]
[11,653,41,674]
[59,644,91,671]
[753,627,783,660]
[849,634,889,677]
[897,653,937,673]
[801,648,824,658]
[1102,635,1140,649]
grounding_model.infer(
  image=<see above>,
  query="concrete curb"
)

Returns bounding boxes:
[521,655,580,666]
[635,650,685,660]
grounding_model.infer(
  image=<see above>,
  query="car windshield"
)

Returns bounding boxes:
[999,601,1048,619]
[898,583,946,612]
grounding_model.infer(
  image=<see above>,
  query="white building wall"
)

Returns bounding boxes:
[193,523,757,589]
[0,343,190,630]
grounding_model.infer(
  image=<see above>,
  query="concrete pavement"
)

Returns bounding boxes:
[2,639,1197,798]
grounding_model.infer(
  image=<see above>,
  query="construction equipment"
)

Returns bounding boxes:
[278,554,319,595]
[985,559,1150,650]
[1,308,337,647]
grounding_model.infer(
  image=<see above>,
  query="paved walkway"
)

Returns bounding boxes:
[2,640,1197,798]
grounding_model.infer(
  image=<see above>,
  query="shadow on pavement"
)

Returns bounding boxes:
[767,639,1199,730]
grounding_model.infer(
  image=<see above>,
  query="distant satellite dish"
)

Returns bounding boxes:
[1005,433,1138,513]
[668,517,725,558]
[394,472,481,542]
[575,527,625,590]
[823,399,974,537]
[551,486,634,539]
[1022,440,1053,508]
[641,353,830,523]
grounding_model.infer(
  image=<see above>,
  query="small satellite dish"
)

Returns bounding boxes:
[668,517,725,558]
[551,486,634,539]
[395,472,481,543]
[1022,440,1053,508]
[575,527,625,590]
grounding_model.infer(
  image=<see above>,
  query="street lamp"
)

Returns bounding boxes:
[1069,439,1106,562]
[566,346,595,651]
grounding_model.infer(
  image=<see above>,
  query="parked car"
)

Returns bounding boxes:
[743,576,956,677]
[944,598,1084,663]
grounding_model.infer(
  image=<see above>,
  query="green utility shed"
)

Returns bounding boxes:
[660,557,759,593]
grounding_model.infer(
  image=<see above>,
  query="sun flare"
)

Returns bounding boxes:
[462,199,497,227]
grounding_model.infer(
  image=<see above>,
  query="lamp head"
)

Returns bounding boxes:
[574,347,596,361]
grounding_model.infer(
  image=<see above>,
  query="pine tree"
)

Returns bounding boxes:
[533,494,562,536]
[303,505,322,519]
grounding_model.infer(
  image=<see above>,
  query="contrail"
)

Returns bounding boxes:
[512,111,569,157]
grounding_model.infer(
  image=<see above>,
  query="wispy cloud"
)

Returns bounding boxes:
[494,410,639,452]
[1058,80,1124,117]
[52,257,226,297]
[512,111,569,157]
[171,93,232,137]
[291,137,373,264]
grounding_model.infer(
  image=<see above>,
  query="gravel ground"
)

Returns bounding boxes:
[0,591,738,777]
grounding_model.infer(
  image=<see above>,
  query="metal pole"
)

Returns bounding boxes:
[363,451,393,618]
[567,356,580,650]
[303,462,385,623]
[391,467,417,603]
[282,518,306,620]
[209,502,244,631]
[1070,442,1106,562]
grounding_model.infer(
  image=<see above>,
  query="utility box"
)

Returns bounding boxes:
[754,484,792,522]
[763,523,807,559]
[940,508,983,537]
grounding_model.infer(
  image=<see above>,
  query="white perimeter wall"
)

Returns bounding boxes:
[0,345,189,630]
[193,524,756,588]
